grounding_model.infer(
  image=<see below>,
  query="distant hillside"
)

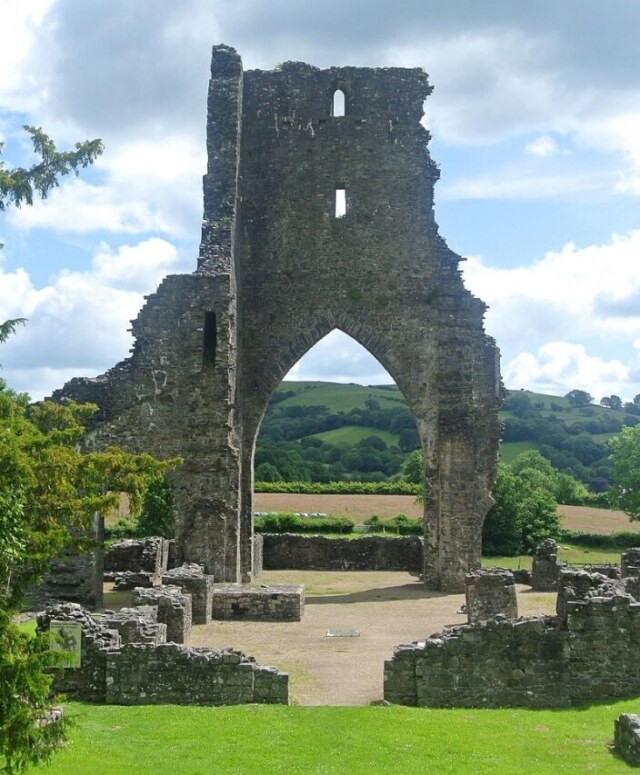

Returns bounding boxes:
[255,381,640,490]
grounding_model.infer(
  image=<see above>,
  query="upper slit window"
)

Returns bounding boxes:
[202,311,217,368]
[332,89,346,117]
[335,186,347,218]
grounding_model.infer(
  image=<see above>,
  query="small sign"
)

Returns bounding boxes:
[49,621,82,668]
[326,628,360,638]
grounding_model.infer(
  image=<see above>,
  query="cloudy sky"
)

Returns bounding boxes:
[1,0,639,402]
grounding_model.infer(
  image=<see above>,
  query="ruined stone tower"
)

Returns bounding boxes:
[55,45,502,591]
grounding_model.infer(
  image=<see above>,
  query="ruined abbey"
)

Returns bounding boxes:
[54,45,502,591]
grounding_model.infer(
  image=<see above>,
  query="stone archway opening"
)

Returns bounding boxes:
[253,328,422,493]
[53,46,502,592]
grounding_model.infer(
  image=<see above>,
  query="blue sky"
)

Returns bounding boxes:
[1,0,639,402]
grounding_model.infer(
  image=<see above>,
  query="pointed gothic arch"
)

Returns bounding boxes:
[53,46,502,591]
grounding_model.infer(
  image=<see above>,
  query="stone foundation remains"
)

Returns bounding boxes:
[614,714,640,766]
[465,568,517,624]
[98,606,166,646]
[384,568,640,708]
[27,515,104,610]
[531,538,563,592]
[262,534,422,574]
[37,603,287,706]
[162,564,214,624]
[132,585,192,644]
[211,585,304,622]
[105,536,169,584]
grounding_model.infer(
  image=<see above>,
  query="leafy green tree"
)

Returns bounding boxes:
[0,126,103,211]
[399,449,423,484]
[565,389,593,407]
[137,475,176,539]
[600,395,622,410]
[0,382,177,772]
[608,425,640,519]
[482,466,522,555]
[483,452,561,556]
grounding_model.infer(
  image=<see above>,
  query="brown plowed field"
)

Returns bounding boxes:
[254,493,639,534]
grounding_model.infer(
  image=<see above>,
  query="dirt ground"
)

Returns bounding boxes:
[255,493,637,534]
[188,570,557,706]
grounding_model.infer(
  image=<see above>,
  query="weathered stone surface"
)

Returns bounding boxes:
[27,515,104,610]
[132,585,192,644]
[465,568,517,624]
[621,548,640,578]
[556,569,622,626]
[105,643,288,706]
[253,534,264,578]
[51,45,502,592]
[112,571,154,590]
[37,603,120,703]
[99,606,166,645]
[385,570,640,708]
[162,563,214,624]
[614,714,640,766]
[531,538,563,592]
[262,534,422,573]
[104,536,168,583]
[37,603,287,706]
[211,585,304,621]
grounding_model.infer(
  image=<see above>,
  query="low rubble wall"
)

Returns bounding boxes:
[385,570,640,708]
[262,534,422,573]
[37,603,287,706]
[211,585,304,621]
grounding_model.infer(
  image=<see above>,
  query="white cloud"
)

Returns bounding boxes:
[441,170,611,200]
[504,342,630,400]
[463,231,640,398]
[526,135,559,157]
[0,238,186,399]
[7,133,205,238]
[286,330,392,385]
[0,1,53,108]
[464,230,640,343]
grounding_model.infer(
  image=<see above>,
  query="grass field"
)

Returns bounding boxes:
[253,493,638,532]
[275,381,404,412]
[29,701,635,774]
[310,424,400,446]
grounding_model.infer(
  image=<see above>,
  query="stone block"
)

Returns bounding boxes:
[211,584,304,621]
[162,563,214,624]
[465,568,518,624]
[99,607,166,645]
[132,585,192,643]
[614,714,640,766]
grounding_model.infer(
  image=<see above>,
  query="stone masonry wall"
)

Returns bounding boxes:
[38,603,287,706]
[52,45,501,592]
[465,569,518,624]
[105,643,288,706]
[211,585,304,621]
[262,534,422,573]
[28,516,104,610]
[104,537,168,583]
[384,570,640,708]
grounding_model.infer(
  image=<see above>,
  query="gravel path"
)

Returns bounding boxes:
[189,570,557,706]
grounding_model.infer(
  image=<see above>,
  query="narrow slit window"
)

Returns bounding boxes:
[332,88,345,117]
[202,311,217,368]
[335,186,347,218]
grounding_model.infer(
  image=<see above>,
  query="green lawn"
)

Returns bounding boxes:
[310,424,400,446]
[28,701,635,774]
[498,440,538,464]
[483,543,624,570]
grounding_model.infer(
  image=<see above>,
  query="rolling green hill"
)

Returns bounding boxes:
[255,381,640,489]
